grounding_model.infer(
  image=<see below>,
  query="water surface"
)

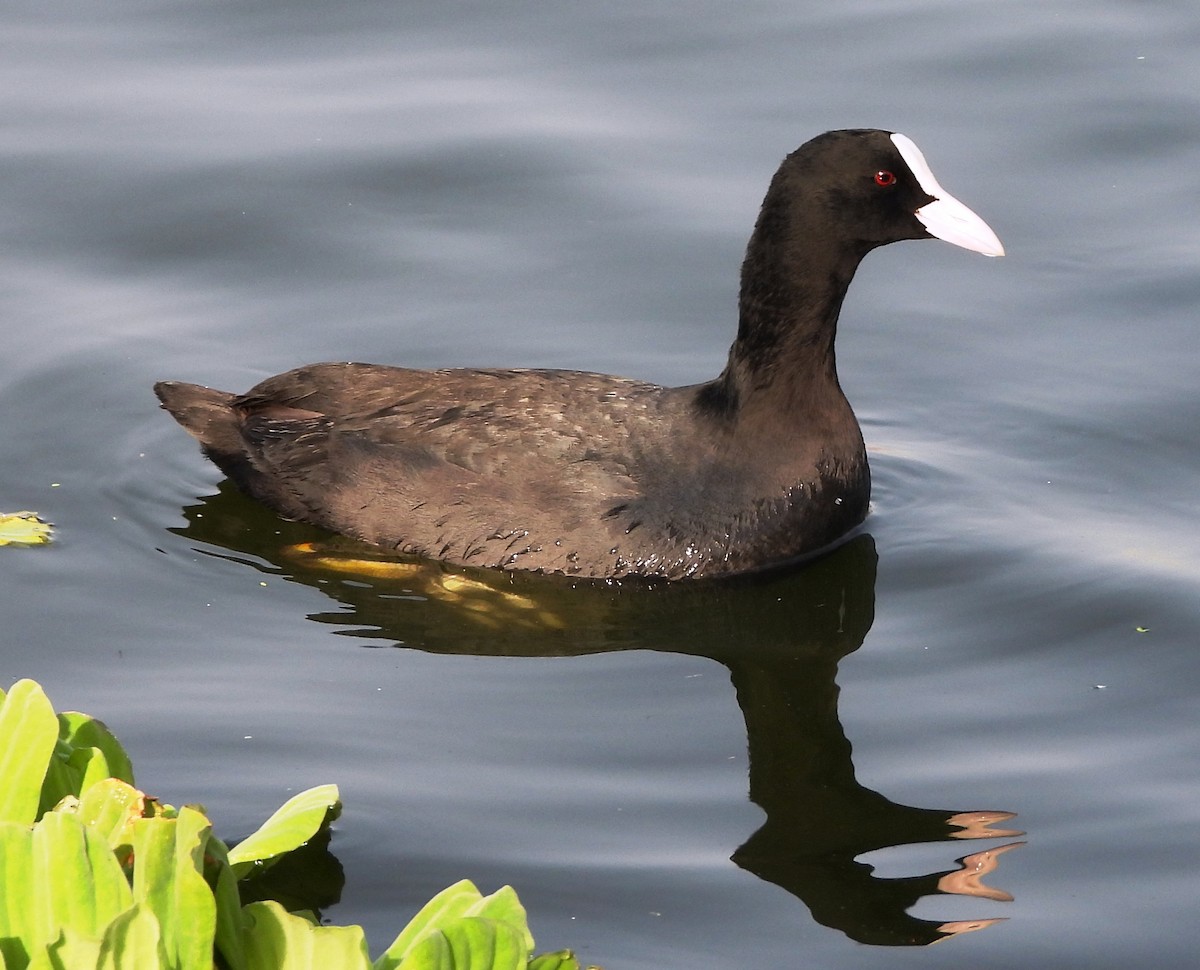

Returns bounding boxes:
[2,1,1198,967]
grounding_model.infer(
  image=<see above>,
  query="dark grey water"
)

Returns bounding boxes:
[3,1,1199,966]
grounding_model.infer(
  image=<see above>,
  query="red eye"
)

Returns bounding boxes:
[874,170,897,187]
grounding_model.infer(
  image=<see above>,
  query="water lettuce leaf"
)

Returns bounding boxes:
[227,784,341,877]
[0,679,602,970]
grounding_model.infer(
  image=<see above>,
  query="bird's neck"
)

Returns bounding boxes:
[699,210,869,420]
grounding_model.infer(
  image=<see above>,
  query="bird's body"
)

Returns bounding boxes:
[157,361,866,579]
[156,129,1002,580]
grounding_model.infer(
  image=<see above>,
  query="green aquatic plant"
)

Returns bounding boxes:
[0,679,597,970]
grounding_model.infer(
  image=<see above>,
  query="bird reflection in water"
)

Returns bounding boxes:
[174,482,1023,947]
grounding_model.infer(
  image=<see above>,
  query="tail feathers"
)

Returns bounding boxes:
[154,381,241,450]
[155,381,329,521]
[154,380,270,487]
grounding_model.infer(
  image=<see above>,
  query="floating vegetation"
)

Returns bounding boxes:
[0,678,599,970]
[0,510,53,547]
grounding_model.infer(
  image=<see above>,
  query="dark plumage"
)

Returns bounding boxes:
[156,129,1002,580]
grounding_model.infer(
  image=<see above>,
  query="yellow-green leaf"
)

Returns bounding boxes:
[45,924,103,970]
[58,713,135,787]
[242,900,370,970]
[465,886,534,954]
[30,812,133,949]
[207,835,249,970]
[130,809,215,970]
[528,952,583,970]
[96,903,169,970]
[0,511,53,547]
[375,879,484,966]
[0,821,37,966]
[0,680,59,825]
[397,917,526,970]
[75,779,145,852]
[227,785,340,877]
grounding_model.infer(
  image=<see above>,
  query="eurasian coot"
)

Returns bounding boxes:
[156,129,1003,580]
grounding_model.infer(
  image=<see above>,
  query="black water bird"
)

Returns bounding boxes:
[156,129,1003,579]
